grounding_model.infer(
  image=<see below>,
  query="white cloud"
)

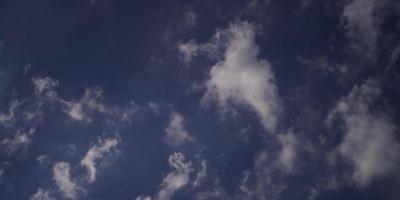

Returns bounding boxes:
[31,76,137,124]
[277,132,298,173]
[193,160,207,188]
[29,188,55,200]
[135,153,212,200]
[32,77,59,101]
[36,155,49,165]
[329,79,400,186]
[0,100,21,126]
[53,161,80,199]
[135,196,152,200]
[177,40,200,63]
[183,8,197,28]
[202,21,280,132]
[251,151,287,200]
[81,136,119,183]
[164,112,191,146]
[156,152,192,200]
[1,128,35,155]
[342,0,390,61]
[60,87,137,124]
[137,153,193,200]
[61,87,106,122]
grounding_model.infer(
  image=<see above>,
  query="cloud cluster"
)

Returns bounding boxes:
[32,76,138,124]
[30,135,120,199]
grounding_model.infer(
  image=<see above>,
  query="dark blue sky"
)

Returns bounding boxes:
[1,0,400,200]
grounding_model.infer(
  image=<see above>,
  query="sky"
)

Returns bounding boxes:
[0,0,400,200]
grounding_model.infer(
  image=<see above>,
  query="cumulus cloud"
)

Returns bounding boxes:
[328,79,400,186]
[81,136,119,183]
[277,132,299,173]
[29,188,55,200]
[202,21,280,132]
[164,112,191,146]
[53,161,80,199]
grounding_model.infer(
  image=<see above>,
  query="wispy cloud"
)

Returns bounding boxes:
[81,136,120,183]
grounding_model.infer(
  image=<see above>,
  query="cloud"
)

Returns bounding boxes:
[81,136,119,183]
[0,100,21,126]
[177,40,200,63]
[277,132,299,173]
[136,152,193,200]
[53,161,81,199]
[183,8,197,28]
[193,160,207,188]
[31,76,138,124]
[32,77,59,101]
[164,112,191,146]
[29,188,55,200]
[250,151,287,200]
[202,21,280,132]
[61,87,106,122]
[1,128,35,155]
[135,196,152,200]
[157,152,192,200]
[342,0,390,62]
[328,79,400,186]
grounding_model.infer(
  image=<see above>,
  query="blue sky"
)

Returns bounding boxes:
[1,0,400,200]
